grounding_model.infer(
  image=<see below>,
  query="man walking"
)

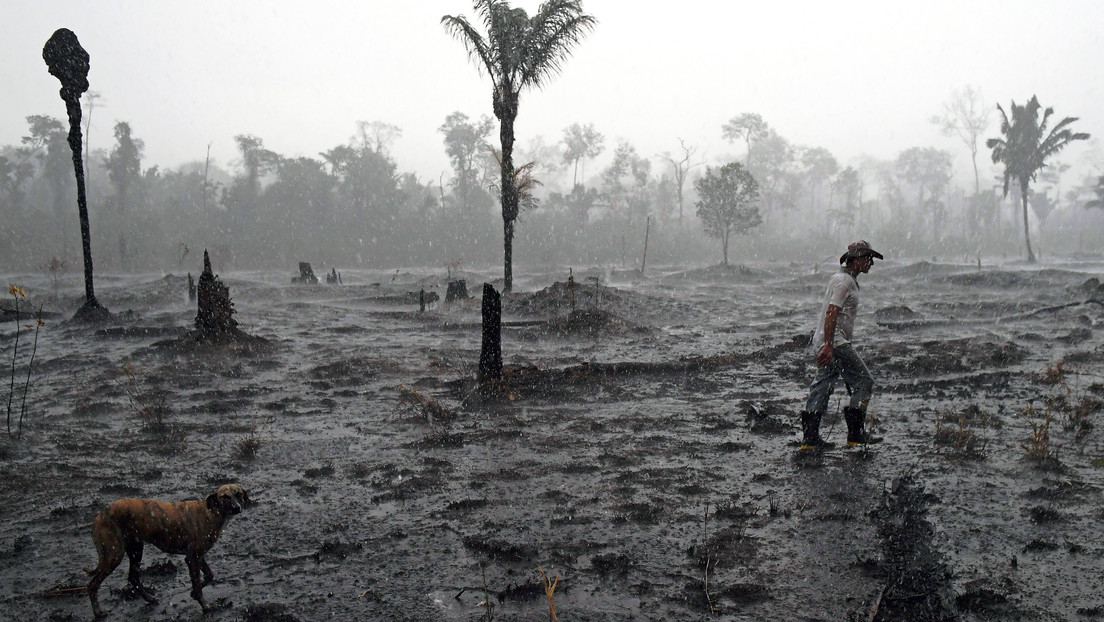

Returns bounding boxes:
[801,240,884,449]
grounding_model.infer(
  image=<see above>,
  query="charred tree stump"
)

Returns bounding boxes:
[195,249,238,339]
[44,28,108,322]
[419,289,426,313]
[293,262,318,284]
[187,273,196,301]
[445,279,469,303]
[478,283,503,390]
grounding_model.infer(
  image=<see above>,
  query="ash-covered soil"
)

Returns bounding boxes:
[2,259,1104,621]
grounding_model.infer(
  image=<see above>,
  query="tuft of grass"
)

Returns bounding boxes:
[1039,360,1067,385]
[397,384,457,424]
[1065,396,1100,442]
[1020,401,1060,466]
[120,363,186,448]
[235,430,264,460]
[934,409,988,459]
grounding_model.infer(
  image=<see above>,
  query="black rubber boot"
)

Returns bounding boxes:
[844,407,883,446]
[800,411,832,450]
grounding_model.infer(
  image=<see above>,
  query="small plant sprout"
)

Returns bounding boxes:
[6,285,27,436]
[538,567,559,622]
[16,311,45,438]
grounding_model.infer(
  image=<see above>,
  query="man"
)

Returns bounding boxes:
[800,240,884,449]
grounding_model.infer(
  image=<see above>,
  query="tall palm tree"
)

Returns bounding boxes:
[986,96,1089,263]
[442,0,595,292]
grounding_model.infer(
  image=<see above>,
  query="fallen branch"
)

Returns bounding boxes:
[41,584,86,598]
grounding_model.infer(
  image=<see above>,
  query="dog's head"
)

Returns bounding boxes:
[206,484,250,516]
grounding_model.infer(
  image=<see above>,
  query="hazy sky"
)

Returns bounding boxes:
[4,1,1103,188]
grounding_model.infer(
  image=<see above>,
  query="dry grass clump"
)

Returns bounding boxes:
[1064,396,1100,442]
[235,430,264,460]
[397,384,457,424]
[1020,401,1060,466]
[934,408,989,459]
[120,363,186,448]
[1039,360,1067,385]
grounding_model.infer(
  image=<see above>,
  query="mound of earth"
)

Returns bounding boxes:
[874,305,919,321]
[544,308,645,336]
[663,264,766,283]
[941,268,1083,289]
[504,280,681,324]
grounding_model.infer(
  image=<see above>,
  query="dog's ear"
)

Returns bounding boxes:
[206,493,218,511]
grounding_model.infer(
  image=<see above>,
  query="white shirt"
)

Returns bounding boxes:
[812,270,859,348]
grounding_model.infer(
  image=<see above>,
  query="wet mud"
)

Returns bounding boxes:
[2,260,1104,621]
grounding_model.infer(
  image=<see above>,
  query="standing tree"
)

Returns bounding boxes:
[721,112,769,167]
[694,162,762,266]
[663,137,701,226]
[801,146,839,221]
[1085,175,1104,210]
[442,0,596,293]
[896,147,953,243]
[986,96,1089,262]
[106,121,143,267]
[931,86,989,196]
[43,28,108,320]
[561,122,604,187]
[82,90,103,181]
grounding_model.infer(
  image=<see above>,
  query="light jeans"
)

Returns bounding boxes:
[805,343,873,414]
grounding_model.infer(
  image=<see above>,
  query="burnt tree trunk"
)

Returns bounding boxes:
[478,283,503,389]
[195,249,237,339]
[44,28,108,321]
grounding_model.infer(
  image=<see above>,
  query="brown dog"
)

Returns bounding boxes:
[84,484,249,617]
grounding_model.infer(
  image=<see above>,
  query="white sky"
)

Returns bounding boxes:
[3,1,1103,188]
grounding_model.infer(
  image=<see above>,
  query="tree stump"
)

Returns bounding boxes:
[478,283,503,389]
[293,262,318,284]
[195,249,237,339]
[446,279,469,303]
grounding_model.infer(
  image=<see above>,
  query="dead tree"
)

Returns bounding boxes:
[43,28,108,321]
[478,283,503,390]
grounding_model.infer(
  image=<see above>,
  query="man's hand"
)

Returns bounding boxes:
[818,304,840,366]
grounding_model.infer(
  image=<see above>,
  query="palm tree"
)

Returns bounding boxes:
[986,96,1089,262]
[442,0,595,292]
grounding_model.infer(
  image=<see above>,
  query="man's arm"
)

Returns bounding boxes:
[817,304,840,366]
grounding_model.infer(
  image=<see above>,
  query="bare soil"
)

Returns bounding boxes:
[2,259,1103,621]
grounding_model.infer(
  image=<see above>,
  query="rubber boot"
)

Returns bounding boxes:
[844,407,882,446]
[800,411,832,450]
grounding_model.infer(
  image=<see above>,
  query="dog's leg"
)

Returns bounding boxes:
[87,526,124,618]
[186,554,210,612]
[200,556,214,586]
[125,536,158,604]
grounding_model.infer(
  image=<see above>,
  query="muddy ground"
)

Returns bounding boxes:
[1,259,1103,621]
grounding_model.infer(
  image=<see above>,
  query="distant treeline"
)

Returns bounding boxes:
[1,109,1102,274]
